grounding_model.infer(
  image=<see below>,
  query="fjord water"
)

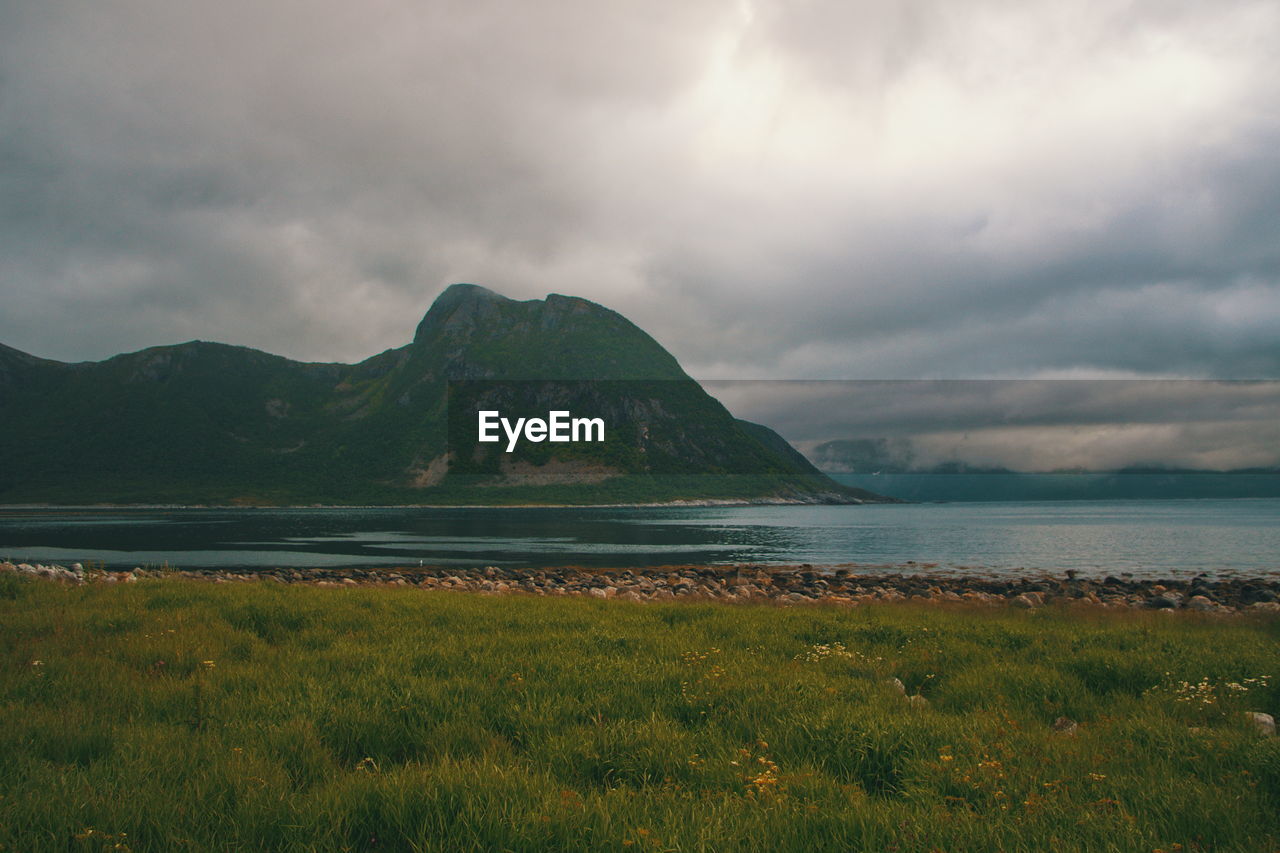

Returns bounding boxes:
[2,497,1278,578]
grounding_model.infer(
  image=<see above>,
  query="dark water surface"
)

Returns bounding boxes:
[2,499,1278,578]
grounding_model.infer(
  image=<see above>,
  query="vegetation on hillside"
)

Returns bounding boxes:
[0,286,871,505]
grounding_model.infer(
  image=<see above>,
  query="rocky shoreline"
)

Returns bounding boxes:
[0,493,880,508]
[5,560,1280,614]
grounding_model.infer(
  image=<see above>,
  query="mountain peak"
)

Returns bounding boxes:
[413,283,515,344]
[409,282,690,380]
[439,282,508,303]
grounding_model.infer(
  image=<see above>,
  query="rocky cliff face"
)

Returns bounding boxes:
[0,284,884,505]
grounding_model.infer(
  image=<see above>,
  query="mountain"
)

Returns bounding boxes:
[0,284,883,506]
[808,438,919,475]
[811,437,1280,478]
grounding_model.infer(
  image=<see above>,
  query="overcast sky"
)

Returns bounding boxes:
[4,0,1279,382]
[708,380,1280,470]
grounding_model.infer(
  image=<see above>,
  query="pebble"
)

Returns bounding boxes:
[3,561,1278,614]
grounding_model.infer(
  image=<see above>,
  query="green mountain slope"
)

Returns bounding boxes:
[0,284,884,505]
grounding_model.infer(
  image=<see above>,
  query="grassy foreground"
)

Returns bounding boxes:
[1,576,1278,852]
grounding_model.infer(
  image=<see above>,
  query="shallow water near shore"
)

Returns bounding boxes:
[2,498,1278,579]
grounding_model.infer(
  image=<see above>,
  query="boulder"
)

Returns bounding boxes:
[1051,717,1078,736]
[1245,712,1275,736]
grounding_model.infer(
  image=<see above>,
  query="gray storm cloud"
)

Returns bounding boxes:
[706,380,1280,471]
[2,0,1278,382]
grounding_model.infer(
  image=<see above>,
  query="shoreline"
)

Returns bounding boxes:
[0,497,881,510]
[7,560,1279,614]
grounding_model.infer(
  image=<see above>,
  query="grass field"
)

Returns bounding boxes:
[1,573,1278,851]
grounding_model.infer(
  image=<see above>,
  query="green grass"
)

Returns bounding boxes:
[1,576,1278,851]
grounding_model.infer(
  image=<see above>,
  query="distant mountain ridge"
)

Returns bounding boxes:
[0,284,882,506]
[810,438,1280,476]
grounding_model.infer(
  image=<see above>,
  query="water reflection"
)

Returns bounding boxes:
[0,501,1278,578]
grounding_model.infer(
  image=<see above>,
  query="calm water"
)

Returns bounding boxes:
[833,472,1280,502]
[1,499,1278,578]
